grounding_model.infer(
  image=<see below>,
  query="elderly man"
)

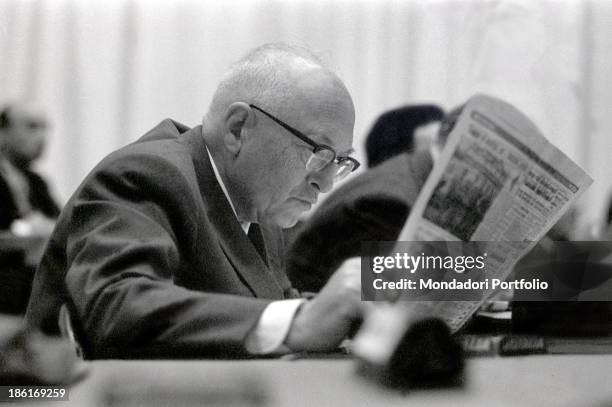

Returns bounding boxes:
[26,44,364,359]
[0,103,60,232]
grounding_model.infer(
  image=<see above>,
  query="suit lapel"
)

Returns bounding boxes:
[182,128,285,300]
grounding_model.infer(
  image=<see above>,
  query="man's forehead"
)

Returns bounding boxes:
[296,104,355,153]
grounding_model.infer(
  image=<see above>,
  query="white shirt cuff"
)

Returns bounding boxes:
[245,299,306,355]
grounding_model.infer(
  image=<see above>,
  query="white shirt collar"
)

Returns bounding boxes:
[205,146,250,234]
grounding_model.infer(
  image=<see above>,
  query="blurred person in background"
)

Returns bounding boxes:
[0,103,60,235]
[365,104,445,168]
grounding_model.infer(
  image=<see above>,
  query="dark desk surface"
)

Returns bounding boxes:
[14,356,612,407]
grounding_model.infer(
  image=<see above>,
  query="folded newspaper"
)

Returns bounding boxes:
[353,94,593,364]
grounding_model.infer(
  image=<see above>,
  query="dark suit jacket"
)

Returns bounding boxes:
[25,119,298,359]
[286,151,433,292]
[0,167,60,229]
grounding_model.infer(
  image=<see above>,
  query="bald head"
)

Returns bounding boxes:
[206,43,353,129]
[203,43,356,227]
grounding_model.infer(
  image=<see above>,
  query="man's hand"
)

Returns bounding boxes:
[284,257,365,352]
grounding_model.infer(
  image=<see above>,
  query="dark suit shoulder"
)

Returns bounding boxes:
[136,118,192,142]
[83,125,204,198]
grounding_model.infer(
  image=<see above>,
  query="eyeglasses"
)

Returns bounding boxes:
[249,104,360,181]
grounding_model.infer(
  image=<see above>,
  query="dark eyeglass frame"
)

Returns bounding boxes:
[249,104,360,173]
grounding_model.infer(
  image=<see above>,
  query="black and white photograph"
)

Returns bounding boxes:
[1,0,612,406]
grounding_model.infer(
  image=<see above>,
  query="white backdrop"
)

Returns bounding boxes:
[1,0,611,231]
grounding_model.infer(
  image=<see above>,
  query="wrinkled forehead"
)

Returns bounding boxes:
[284,71,355,153]
[306,108,354,155]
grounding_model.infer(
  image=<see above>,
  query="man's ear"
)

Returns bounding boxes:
[223,102,255,156]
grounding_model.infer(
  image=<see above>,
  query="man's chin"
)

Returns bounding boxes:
[268,209,303,229]
[276,215,301,229]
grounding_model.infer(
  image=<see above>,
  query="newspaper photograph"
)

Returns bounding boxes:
[366,94,593,333]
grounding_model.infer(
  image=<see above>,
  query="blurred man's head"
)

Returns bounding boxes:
[203,43,357,228]
[0,103,49,169]
[365,104,444,167]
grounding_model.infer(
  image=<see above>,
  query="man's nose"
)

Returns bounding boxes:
[307,166,335,193]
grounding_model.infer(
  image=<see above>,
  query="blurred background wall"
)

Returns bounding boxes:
[1,0,610,231]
